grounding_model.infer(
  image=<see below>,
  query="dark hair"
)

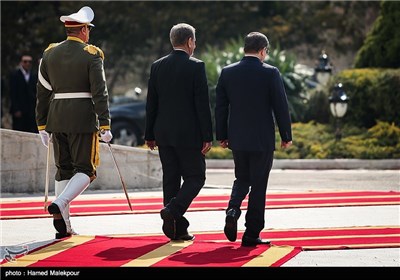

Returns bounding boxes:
[244,32,269,53]
[170,23,195,47]
[19,53,32,61]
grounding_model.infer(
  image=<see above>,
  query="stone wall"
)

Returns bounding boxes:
[0,129,162,194]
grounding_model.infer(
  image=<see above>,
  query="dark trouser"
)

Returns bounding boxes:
[229,150,274,238]
[52,132,99,182]
[158,145,206,232]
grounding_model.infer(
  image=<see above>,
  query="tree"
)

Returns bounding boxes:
[354,0,400,68]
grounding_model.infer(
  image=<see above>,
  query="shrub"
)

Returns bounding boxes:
[206,146,233,159]
[334,68,400,128]
[206,121,400,159]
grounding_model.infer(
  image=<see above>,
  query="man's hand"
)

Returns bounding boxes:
[201,142,212,155]
[281,140,292,149]
[219,140,229,149]
[100,130,113,143]
[146,140,157,150]
[39,130,51,148]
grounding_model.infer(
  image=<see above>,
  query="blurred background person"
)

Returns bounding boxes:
[9,54,38,133]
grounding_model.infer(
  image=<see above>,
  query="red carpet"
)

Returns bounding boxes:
[1,226,398,267]
[1,190,399,220]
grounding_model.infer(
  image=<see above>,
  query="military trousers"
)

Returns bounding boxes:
[52,132,100,182]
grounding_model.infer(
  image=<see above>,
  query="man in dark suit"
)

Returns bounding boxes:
[215,32,292,247]
[9,54,38,133]
[145,23,213,241]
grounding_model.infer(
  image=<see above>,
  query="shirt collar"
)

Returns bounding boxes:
[67,36,85,43]
[244,54,260,58]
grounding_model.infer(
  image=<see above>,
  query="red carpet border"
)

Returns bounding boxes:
[1,190,399,220]
[1,226,399,267]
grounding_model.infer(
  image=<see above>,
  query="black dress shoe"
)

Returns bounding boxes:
[173,233,195,241]
[224,208,239,242]
[241,235,271,247]
[160,207,176,239]
[55,232,72,239]
[48,203,67,235]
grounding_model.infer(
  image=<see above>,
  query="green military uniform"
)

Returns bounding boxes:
[36,36,111,181]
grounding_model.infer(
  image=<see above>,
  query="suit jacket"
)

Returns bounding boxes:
[145,50,213,148]
[36,37,111,133]
[9,67,37,116]
[215,56,292,152]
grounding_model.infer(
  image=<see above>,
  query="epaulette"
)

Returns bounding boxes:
[84,44,105,60]
[44,42,60,52]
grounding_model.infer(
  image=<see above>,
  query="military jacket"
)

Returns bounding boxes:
[36,36,111,133]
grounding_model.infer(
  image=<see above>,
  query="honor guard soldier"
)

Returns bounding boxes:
[36,6,113,238]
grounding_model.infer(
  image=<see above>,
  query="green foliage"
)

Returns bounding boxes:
[340,121,400,159]
[200,37,244,131]
[206,146,233,160]
[276,121,400,159]
[354,1,400,68]
[302,90,331,124]
[206,121,399,159]
[334,68,400,128]
[202,38,244,87]
[267,47,311,122]
[274,121,332,159]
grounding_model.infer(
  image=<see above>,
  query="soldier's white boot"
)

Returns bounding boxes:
[48,173,90,238]
[55,180,77,237]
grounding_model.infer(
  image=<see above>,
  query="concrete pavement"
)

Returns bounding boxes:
[1,169,399,267]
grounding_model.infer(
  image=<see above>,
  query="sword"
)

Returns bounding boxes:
[44,138,51,211]
[107,142,133,211]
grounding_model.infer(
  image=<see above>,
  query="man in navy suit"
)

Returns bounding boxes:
[215,32,292,247]
[145,23,213,241]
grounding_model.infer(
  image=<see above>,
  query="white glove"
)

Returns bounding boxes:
[100,130,113,143]
[39,130,50,148]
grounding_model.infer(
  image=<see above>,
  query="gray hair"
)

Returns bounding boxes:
[170,23,196,47]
